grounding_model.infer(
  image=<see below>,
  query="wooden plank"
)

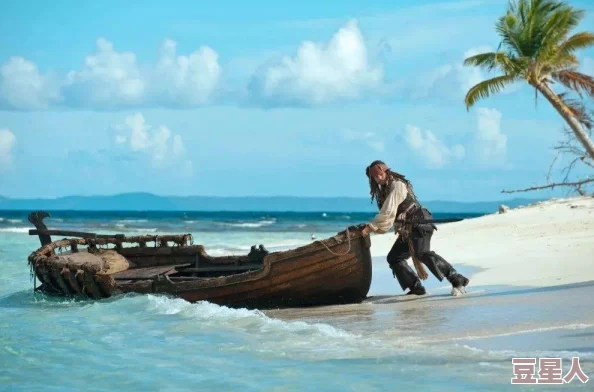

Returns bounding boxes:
[178,264,263,273]
[112,264,189,280]
[29,229,125,239]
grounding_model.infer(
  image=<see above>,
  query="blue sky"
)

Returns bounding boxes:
[1,0,593,201]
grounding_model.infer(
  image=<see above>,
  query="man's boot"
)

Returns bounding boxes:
[448,273,469,296]
[406,280,427,295]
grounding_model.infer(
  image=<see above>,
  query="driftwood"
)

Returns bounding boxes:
[502,125,594,196]
[501,177,594,194]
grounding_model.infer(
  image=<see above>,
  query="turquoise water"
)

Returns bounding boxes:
[1,212,591,391]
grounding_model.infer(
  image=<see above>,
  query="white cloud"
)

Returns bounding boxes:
[413,45,520,101]
[0,38,222,110]
[0,129,16,170]
[249,19,383,105]
[115,113,192,172]
[154,40,222,106]
[463,45,493,60]
[342,129,385,151]
[0,57,61,109]
[413,64,453,99]
[65,38,146,107]
[474,108,507,165]
[172,134,185,156]
[404,125,465,168]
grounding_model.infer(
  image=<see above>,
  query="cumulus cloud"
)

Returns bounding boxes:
[154,40,222,106]
[0,38,222,110]
[249,20,383,106]
[404,125,465,168]
[0,129,16,170]
[114,113,193,174]
[474,108,507,165]
[65,38,146,107]
[413,45,521,101]
[342,129,384,151]
[0,57,61,109]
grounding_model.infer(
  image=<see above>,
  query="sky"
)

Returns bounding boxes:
[1,0,593,201]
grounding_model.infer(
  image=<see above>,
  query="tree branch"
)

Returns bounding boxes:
[501,177,594,193]
[582,156,594,169]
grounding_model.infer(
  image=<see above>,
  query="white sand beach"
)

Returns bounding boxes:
[266,197,594,386]
[369,195,594,293]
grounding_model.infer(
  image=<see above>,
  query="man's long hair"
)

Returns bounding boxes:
[365,160,415,209]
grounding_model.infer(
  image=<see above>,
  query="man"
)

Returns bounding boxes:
[360,160,469,295]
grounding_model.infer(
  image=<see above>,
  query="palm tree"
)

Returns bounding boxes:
[464,0,594,161]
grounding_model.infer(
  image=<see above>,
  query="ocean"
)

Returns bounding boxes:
[1,210,592,391]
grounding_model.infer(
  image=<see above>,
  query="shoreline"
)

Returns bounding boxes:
[368,196,594,294]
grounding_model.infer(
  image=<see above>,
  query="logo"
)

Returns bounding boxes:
[511,357,589,385]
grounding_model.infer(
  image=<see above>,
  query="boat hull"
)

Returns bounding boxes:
[28,230,372,309]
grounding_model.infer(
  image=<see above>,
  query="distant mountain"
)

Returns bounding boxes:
[0,193,544,213]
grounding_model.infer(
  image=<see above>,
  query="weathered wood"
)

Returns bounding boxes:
[82,271,102,299]
[75,270,86,296]
[28,211,52,246]
[50,267,71,295]
[63,268,82,294]
[26,221,372,308]
[95,274,117,296]
[178,264,263,273]
[111,265,188,280]
[70,240,79,253]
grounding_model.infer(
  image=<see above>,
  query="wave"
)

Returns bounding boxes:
[145,295,351,333]
[0,227,30,233]
[221,219,277,229]
[141,295,364,359]
[136,296,533,362]
[115,219,149,224]
[119,228,158,234]
[203,240,309,255]
[459,344,594,361]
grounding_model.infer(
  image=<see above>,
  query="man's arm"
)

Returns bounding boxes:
[366,181,408,234]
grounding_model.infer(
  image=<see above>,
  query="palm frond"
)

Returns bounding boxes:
[464,75,518,109]
[538,53,578,75]
[496,12,524,57]
[462,52,501,73]
[551,70,594,99]
[464,51,525,76]
[557,32,594,56]
[538,5,585,57]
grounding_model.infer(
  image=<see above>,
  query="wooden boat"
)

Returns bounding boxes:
[26,211,372,309]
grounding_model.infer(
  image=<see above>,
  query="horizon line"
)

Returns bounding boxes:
[0,191,546,204]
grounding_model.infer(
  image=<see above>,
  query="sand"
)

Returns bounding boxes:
[265,197,594,386]
[369,195,594,292]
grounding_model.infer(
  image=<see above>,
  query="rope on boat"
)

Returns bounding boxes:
[316,227,353,256]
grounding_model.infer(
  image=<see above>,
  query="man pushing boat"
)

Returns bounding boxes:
[360,160,470,296]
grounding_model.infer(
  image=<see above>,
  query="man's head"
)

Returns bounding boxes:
[366,160,389,185]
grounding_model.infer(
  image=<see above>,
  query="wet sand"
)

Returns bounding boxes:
[265,281,594,387]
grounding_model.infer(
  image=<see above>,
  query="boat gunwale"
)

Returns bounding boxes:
[28,228,367,278]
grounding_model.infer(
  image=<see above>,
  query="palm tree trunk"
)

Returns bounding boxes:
[534,82,594,161]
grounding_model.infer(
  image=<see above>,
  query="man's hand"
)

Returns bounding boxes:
[361,224,373,237]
